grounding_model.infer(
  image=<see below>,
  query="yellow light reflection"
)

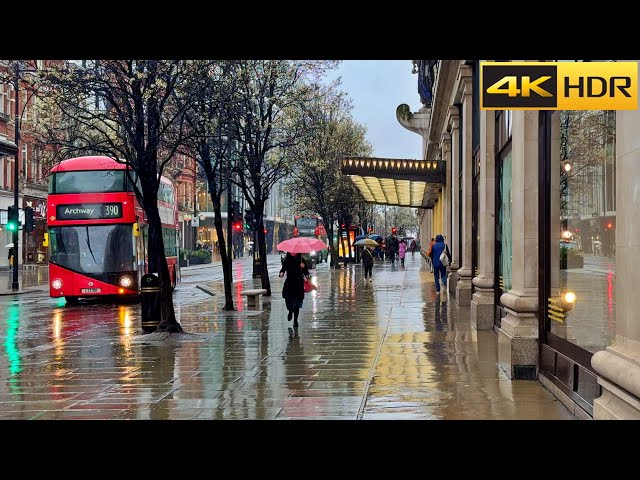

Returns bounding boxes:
[53,310,62,341]
[118,305,133,359]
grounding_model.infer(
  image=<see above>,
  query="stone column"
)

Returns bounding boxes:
[497,110,540,380]
[441,132,452,243]
[447,107,460,294]
[456,67,474,306]
[471,110,496,330]
[591,94,640,419]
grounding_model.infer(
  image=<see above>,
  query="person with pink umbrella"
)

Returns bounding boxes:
[279,252,310,327]
[277,236,326,328]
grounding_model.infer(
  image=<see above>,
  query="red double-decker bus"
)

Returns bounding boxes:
[46,156,179,304]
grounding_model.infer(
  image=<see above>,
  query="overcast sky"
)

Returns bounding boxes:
[324,60,423,160]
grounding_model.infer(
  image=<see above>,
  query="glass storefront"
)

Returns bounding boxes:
[548,110,616,353]
[540,109,616,414]
[494,110,512,327]
[498,151,512,293]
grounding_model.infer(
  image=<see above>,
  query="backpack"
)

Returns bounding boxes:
[439,244,450,267]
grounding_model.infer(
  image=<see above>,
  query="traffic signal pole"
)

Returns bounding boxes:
[12,63,20,291]
[227,174,233,265]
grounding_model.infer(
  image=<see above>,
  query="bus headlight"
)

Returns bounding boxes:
[52,278,63,290]
[119,276,133,288]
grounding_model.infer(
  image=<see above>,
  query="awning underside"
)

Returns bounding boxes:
[341,157,445,208]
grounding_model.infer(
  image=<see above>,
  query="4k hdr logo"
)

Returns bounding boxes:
[481,62,638,110]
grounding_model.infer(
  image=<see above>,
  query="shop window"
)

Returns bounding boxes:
[547,110,616,354]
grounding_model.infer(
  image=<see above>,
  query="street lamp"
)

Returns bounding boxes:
[9,60,36,290]
[11,62,22,290]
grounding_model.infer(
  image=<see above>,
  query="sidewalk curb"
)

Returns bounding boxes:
[195,285,216,296]
[0,287,48,296]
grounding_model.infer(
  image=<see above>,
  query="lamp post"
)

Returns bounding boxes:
[11,62,21,290]
[193,178,197,251]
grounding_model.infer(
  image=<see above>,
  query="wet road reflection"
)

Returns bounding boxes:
[0,255,574,420]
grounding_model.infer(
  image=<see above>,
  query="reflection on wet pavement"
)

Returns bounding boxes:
[0,256,575,420]
[0,267,49,295]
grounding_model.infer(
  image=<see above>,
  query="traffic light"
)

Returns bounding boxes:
[24,206,35,233]
[244,209,255,231]
[391,227,397,235]
[7,206,18,232]
[234,221,242,232]
[233,201,242,222]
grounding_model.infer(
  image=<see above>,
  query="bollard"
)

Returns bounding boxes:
[140,273,161,333]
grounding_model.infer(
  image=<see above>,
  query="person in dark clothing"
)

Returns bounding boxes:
[429,234,451,294]
[387,234,399,265]
[361,245,375,282]
[410,239,417,257]
[279,252,310,327]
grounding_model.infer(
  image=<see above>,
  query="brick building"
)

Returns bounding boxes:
[0,60,54,270]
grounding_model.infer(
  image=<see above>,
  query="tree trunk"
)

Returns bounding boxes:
[145,199,182,333]
[327,224,338,269]
[212,192,234,311]
[255,203,271,296]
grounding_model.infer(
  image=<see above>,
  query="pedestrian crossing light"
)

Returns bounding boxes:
[24,206,35,233]
[7,205,18,232]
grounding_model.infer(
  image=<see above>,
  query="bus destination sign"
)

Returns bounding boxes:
[56,203,123,220]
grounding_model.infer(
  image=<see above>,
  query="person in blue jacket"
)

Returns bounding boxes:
[429,234,451,294]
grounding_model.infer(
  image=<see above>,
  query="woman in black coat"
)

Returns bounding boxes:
[279,252,310,327]
[361,246,375,282]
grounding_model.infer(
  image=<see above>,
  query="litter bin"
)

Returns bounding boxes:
[140,273,161,333]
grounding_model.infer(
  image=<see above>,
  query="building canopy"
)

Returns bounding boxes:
[340,156,445,209]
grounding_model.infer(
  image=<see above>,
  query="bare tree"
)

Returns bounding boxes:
[182,60,239,310]
[36,60,194,333]
[229,60,338,294]
[286,88,372,268]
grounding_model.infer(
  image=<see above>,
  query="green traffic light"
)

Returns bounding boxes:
[7,222,17,232]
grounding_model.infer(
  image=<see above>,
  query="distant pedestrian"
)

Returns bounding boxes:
[361,245,375,283]
[387,234,399,265]
[8,247,14,273]
[398,239,407,267]
[429,234,451,295]
[279,252,310,328]
[410,239,417,257]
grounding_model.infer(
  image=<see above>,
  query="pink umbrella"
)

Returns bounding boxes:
[277,237,328,254]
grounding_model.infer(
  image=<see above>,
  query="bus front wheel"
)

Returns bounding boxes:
[65,296,80,306]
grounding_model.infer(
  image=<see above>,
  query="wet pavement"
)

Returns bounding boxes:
[0,253,575,420]
[0,267,49,295]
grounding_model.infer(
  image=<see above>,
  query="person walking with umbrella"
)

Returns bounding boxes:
[279,252,310,328]
[361,245,375,283]
[277,236,325,328]
[354,237,378,282]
